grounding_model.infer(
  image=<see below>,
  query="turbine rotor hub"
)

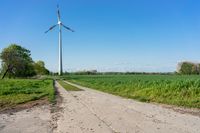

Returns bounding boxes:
[58,21,62,25]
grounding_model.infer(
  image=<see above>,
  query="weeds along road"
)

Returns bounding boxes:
[54,81,200,133]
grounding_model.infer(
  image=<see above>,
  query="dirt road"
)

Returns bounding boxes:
[0,81,200,133]
[54,81,200,133]
[0,104,52,133]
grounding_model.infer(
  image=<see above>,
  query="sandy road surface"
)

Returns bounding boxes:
[54,81,200,133]
[0,105,52,133]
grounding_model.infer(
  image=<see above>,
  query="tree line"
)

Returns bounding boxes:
[64,62,200,75]
[1,44,198,78]
[0,44,49,79]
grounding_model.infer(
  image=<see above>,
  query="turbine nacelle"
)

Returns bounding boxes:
[45,5,74,33]
[58,21,62,25]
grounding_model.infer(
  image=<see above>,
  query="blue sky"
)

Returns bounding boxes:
[0,0,200,72]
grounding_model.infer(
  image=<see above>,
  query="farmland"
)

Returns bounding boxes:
[64,75,200,108]
[0,79,55,110]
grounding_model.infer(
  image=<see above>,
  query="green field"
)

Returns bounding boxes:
[64,75,200,108]
[0,79,55,109]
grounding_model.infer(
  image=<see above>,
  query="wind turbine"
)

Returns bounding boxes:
[45,5,74,75]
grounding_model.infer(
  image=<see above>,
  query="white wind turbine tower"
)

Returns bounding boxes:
[45,5,74,75]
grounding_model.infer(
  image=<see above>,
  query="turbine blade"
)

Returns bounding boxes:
[44,24,57,33]
[62,24,74,32]
[57,5,61,21]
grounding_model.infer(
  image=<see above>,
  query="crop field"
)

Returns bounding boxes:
[64,75,200,108]
[0,79,55,109]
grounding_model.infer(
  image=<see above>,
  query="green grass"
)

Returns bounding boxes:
[58,80,82,91]
[0,79,55,109]
[63,75,200,108]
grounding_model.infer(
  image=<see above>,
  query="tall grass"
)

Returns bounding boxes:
[65,75,200,108]
[0,79,55,108]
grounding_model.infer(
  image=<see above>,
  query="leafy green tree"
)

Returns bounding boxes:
[178,62,198,75]
[34,61,49,75]
[0,66,2,75]
[191,64,198,74]
[198,64,200,74]
[0,44,36,79]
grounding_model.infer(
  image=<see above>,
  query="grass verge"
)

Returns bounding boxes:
[0,79,55,110]
[57,80,82,91]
